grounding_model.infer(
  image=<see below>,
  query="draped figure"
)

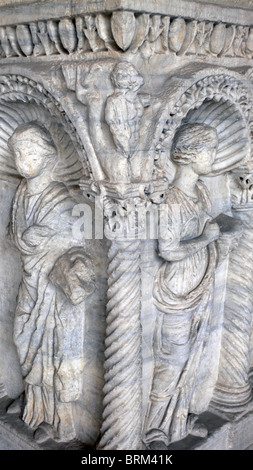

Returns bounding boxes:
[144,123,220,448]
[9,123,95,442]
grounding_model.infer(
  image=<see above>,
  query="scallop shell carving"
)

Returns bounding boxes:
[185,99,250,173]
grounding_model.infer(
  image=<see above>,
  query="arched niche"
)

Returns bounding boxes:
[155,70,253,216]
[0,74,106,445]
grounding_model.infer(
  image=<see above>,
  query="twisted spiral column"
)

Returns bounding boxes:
[98,238,142,450]
[211,213,253,413]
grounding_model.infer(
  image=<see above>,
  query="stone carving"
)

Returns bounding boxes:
[9,123,95,443]
[1,13,253,61]
[155,73,253,179]
[105,62,149,158]
[90,190,146,450]
[0,382,6,400]
[0,74,90,181]
[211,167,253,417]
[111,12,136,51]
[1,0,253,453]
[144,123,243,449]
[71,60,151,183]
[99,235,142,450]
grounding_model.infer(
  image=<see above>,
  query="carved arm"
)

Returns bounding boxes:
[158,221,220,262]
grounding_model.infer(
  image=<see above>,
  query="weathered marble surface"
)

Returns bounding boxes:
[0,0,253,451]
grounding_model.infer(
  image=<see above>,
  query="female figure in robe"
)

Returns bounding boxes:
[144,123,220,448]
[9,123,95,442]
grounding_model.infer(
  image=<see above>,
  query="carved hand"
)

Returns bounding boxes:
[22,224,54,248]
[202,221,220,243]
[49,248,95,305]
[158,221,220,262]
[214,213,244,261]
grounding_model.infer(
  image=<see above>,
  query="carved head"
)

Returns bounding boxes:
[171,123,218,175]
[237,173,253,190]
[230,168,253,208]
[111,62,144,92]
[77,62,107,104]
[8,122,57,179]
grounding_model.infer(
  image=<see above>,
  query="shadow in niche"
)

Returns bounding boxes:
[166,412,229,450]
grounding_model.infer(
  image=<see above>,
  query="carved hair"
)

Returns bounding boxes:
[111,61,144,90]
[171,123,218,165]
[8,122,57,156]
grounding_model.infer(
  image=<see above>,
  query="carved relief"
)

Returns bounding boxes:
[143,122,244,449]
[211,167,253,417]
[105,62,148,157]
[155,73,253,180]
[144,123,219,448]
[1,0,253,452]
[64,60,151,183]
[98,199,143,450]
[0,74,90,181]
[1,13,253,61]
[7,123,96,443]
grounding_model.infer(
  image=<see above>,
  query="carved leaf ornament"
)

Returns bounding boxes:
[111,11,136,51]
[58,18,78,54]
[16,25,33,56]
[0,13,253,59]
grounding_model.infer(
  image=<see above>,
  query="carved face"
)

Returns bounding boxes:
[191,147,216,175]
[112,65,143,92]
[13,141,49,179]
[237,174,253,190]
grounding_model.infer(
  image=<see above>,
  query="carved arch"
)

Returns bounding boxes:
[155,70,253,178]
[0,74,91,183]
[0,73,92,400]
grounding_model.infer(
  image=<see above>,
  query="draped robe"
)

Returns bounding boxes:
[10,179,86,440]
[144,182,217,446]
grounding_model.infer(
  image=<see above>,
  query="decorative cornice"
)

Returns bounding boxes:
[1,1,253,27]
[0,10,253,61]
